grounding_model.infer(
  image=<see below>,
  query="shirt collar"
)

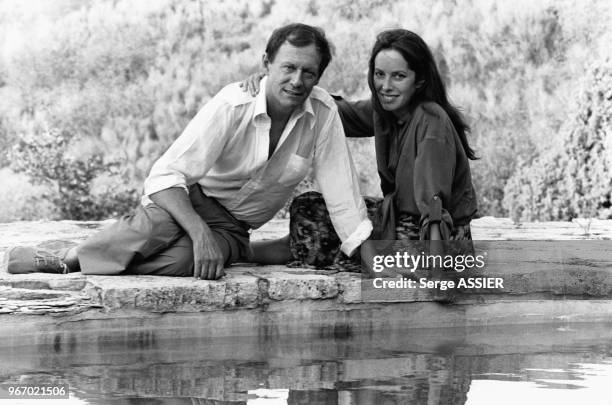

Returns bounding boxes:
[253,76,316,129]
[302,95,315,129]
[253,77,269,123]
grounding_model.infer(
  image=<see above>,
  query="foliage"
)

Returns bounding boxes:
[9,129,139,220]
[503,61,612,221]
[0,167,56,222]
[0,0,610,221]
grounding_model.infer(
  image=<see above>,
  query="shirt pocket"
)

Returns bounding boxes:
[278,154,311,187]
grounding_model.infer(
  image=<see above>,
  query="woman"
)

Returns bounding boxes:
[249,29,478,272]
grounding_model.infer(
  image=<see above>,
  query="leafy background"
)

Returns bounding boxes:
[0,0,610,222]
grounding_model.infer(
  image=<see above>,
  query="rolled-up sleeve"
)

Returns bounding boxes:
[414,113,456,236]
[143,95,232,198]
[313,107,372,256]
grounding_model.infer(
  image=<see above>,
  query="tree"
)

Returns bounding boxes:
[503,61,612,221]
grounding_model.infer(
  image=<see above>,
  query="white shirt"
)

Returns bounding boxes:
[143,78,372,255]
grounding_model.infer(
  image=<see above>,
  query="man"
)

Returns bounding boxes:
[5,23,372,280]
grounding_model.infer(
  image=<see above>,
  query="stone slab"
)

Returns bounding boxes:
[0,218,611,337]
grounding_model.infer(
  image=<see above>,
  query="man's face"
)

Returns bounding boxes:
[263,41,321,115]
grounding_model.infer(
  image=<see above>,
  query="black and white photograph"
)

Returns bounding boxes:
[0,0,611,404]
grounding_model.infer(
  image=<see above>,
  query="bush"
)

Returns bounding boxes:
[9,128,139,220]
[503,61,612,221]
[1,0,610,220]
[0,168,56,222]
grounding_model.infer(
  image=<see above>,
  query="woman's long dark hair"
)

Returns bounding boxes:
[367,29,477,160]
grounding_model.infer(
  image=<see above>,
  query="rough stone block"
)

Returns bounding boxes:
[264,270,339,301]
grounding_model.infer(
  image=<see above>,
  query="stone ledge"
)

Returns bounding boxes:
[0,218,611,331]
[2,262,611,316]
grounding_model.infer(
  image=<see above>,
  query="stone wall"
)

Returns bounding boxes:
[1,217,612,341]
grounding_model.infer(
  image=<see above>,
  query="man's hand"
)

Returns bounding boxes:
[238,71,266,96]
[191,226,225,280]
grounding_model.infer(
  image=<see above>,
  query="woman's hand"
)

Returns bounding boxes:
[429,222,442,240]
[238,72,266,96]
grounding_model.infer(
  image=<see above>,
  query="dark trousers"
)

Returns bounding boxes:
[77,185,250,276]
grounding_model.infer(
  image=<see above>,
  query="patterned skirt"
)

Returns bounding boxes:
[288,191,472,271]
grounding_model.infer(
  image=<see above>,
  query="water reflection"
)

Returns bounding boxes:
[1,323,611,404]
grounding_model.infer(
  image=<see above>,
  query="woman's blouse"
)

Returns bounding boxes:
[334,97,477,238]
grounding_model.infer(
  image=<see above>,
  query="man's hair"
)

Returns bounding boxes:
[265,23,333,77]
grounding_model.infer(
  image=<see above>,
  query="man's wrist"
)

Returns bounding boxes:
[183,218,210,240]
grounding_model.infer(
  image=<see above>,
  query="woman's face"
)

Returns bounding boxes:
[373,49,418,118]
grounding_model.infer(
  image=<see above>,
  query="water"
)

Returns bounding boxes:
[1,323,611,404]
